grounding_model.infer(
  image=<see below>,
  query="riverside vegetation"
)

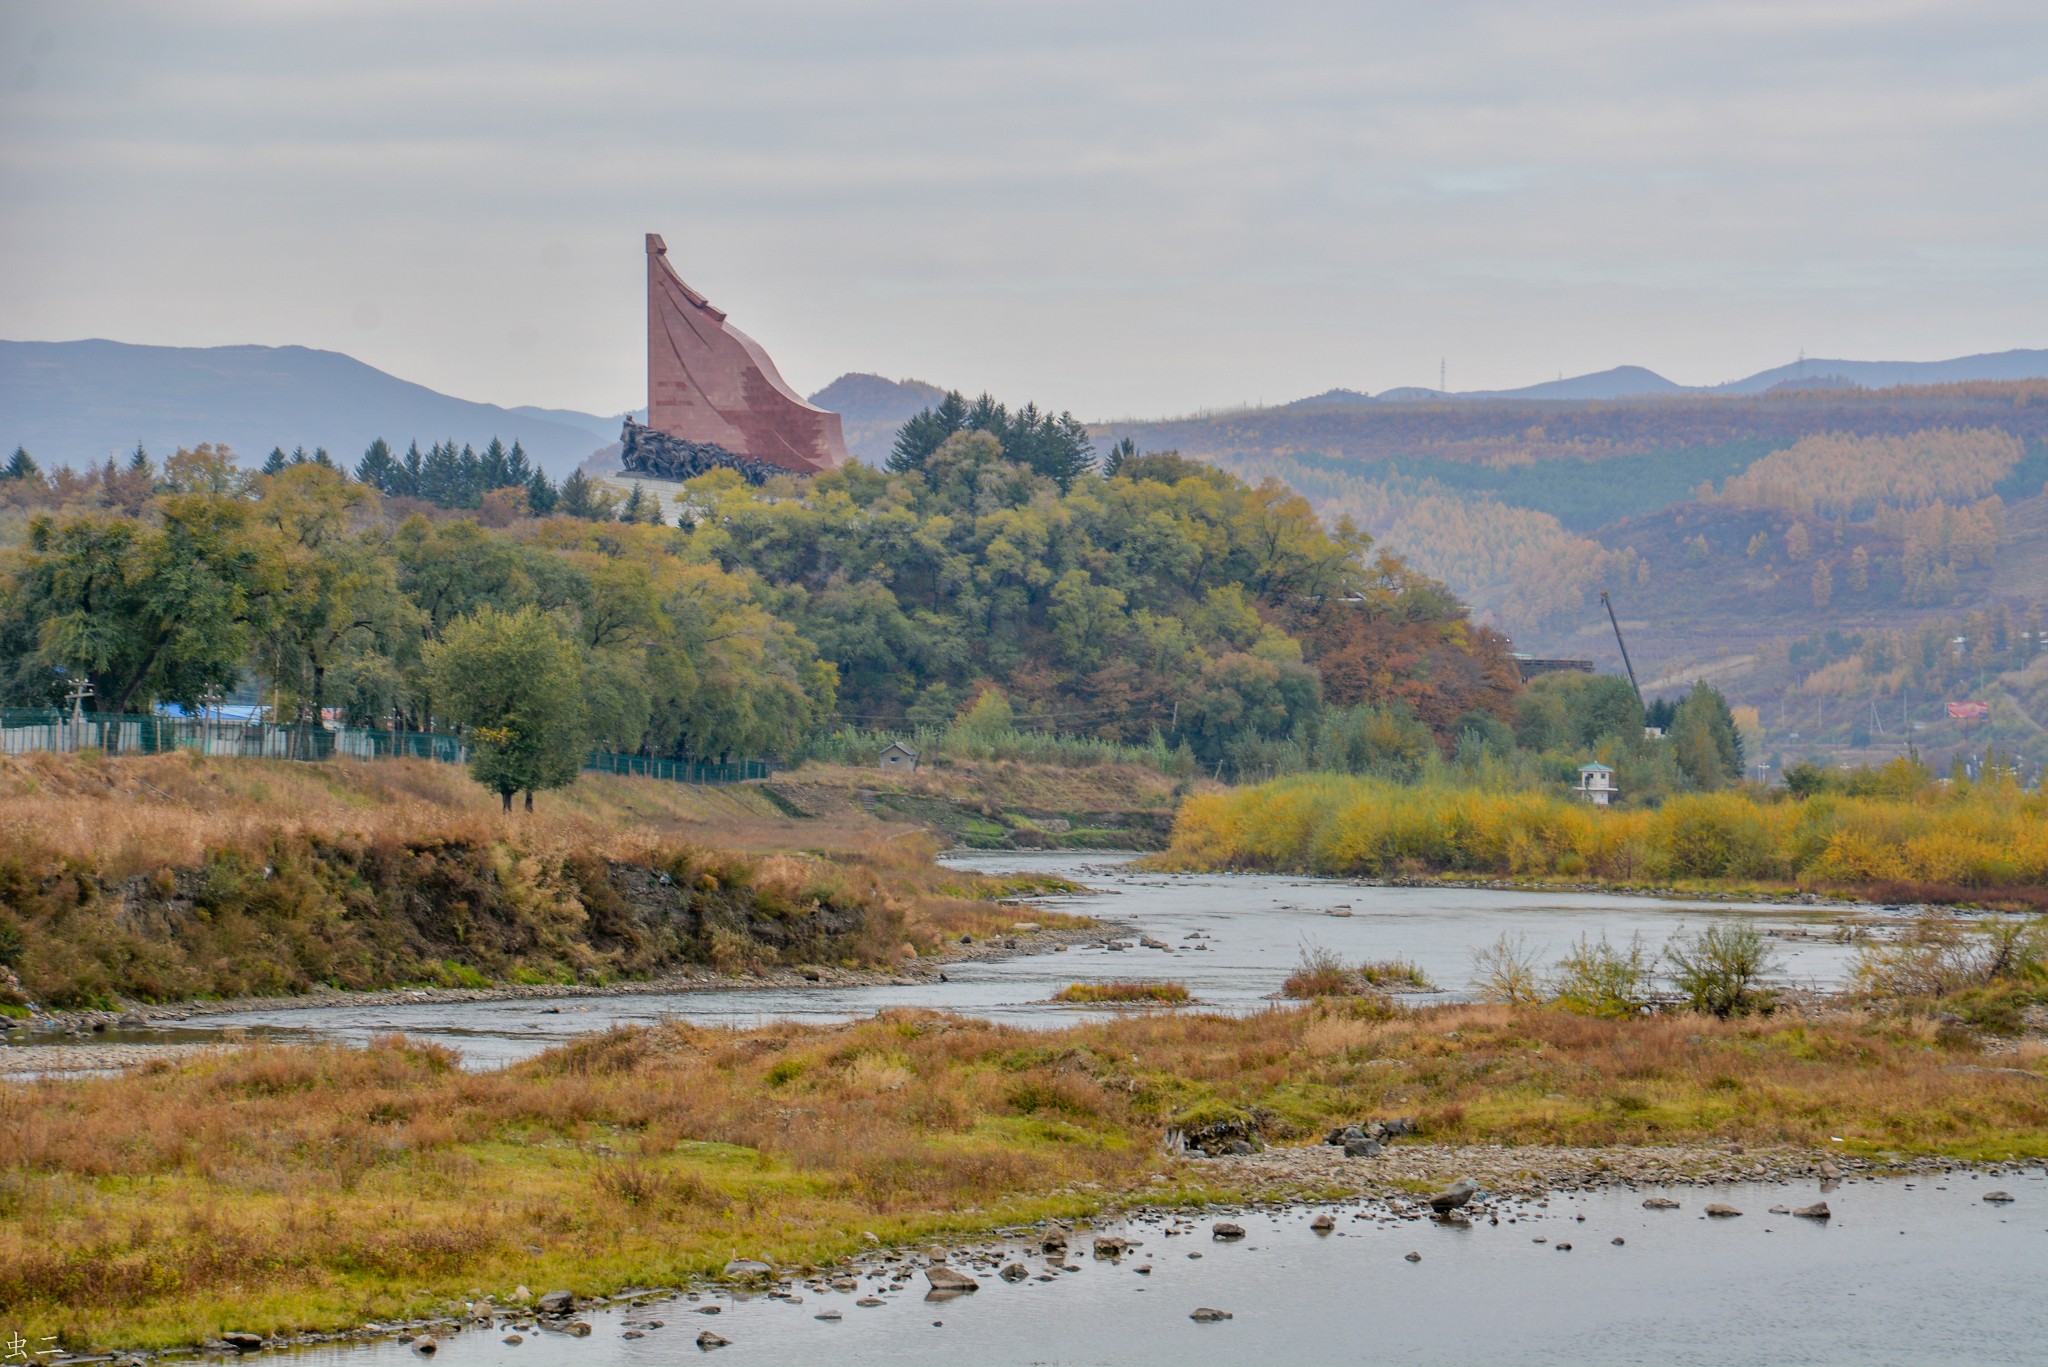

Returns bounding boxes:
[0,750,1090,1012]
[1158,758,2048,908]
[2,1000,2045,1349]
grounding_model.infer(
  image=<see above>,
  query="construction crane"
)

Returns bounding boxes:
[1599,591,1643,707]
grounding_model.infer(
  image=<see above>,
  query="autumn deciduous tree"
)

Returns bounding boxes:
[427,605,588,811]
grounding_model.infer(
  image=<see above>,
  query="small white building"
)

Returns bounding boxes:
[1575,761,1617,806]
[878,741,919,772]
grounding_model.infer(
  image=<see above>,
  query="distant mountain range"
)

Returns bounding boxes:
[1290,348,2048,408]
[6,337,2044,477]
[0,338,952,477]
[0,339,630,478]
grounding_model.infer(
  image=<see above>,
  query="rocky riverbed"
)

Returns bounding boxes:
[56,1144,2044,1365]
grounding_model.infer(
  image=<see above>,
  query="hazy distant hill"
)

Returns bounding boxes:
[1283,348,2048,405]
[808,372,945,463]
[0,339,624,477]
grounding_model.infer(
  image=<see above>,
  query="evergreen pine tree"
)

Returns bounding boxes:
[312,447,336,470]
[525,467,558,515]
[355,438,398,492]
[3,446,40,481]
[888,390,970,473]
[399,441,425,497]
[290,445,311,466]
[419,440,463,506]
[262,447,289,476]
[1103,437,1137,478]
[127,442,153,478]
[480,436,512,489]
[558,469,607,520]
[504,439,534,486]
[621,482,648,523]
[457,443,483,506]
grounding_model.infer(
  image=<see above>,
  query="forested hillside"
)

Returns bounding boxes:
[0,418,1515,778]
[1092,382,2048,772]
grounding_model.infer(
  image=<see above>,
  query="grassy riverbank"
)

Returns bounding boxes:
[0,753,1085,1011]
[1154,772,2048,908]
[3,1002,2043,1349]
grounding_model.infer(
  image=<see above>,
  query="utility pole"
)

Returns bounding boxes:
[1599,591,1643,706]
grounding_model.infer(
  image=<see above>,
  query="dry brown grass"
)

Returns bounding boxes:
[1052,980,1192,1004]
[1,1000,2042,1349]
[0,751,918,879]
[0,754,1090,1008]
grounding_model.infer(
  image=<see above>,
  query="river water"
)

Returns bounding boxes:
[278,1173,2047,1367]
[7,853,1884,1068]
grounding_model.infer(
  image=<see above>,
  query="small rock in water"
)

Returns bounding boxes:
[1190,1307,1234,1322]
[502,1335,523,1346]
[1983,1191,2015,1203]
[1404,1251,1422,1262]
[221,1334,266,1354]
[1425,1179,1478,1213]
[697,1306,722,1315]
[1768,1206,1791,1215]
[815,1310,842,1321]
[857,1297,885,1307]
[621,1330,643,1340]
[1000,1262,1029,1282]
[1642,1197,1681,1210]
[1310,1213,1336,1233]
[1093,1236,1129,1258]
[1705,1204,1742,1218]
[1794,1202,1831,1219]
[536,1290,576,1316]
[412,1338,438,1355]
[925,1266,980,1293]
[564,1322,592,1337]
[1611,1237,1625,1246]
[1212,1222,1246,1240]
[696,1329,731,1349]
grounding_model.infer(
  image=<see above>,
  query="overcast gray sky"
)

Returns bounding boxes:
[3,0,2044,419]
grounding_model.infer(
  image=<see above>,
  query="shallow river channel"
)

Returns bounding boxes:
[290,1174,2047,1367]
[7,853,1892,1068]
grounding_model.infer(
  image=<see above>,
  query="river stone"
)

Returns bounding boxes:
[1000,1263,1029,1282]
[815,1310,842,1321]
[1404,1251,1422,1262]
[926,1266,980,1292]
[1310,1213,1336,1233]
[1983,1191,2015,1202]
[1706,1204,1742,1217]
[564,1321,592,1337]
[1642,1198,1681,1210]
[536,1290,575,1315]
[696,1329,731,1349]
[1212,1222,1246,1240]
[413,1337,438,1355]
[1041,1224,1070,1253]
[1190,1307,1233,1322]
[1093,1236,1129,1258]
[1425,1179,1477,1213]
[724,1258,774,1277]
[857,1297,885,1307]
[1345,1138,1383,1158]
[502,1335,523,1346]
[1794,1202,1831,1219]
[1769,1205,1791,1214]
[221,1334,266,1353]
